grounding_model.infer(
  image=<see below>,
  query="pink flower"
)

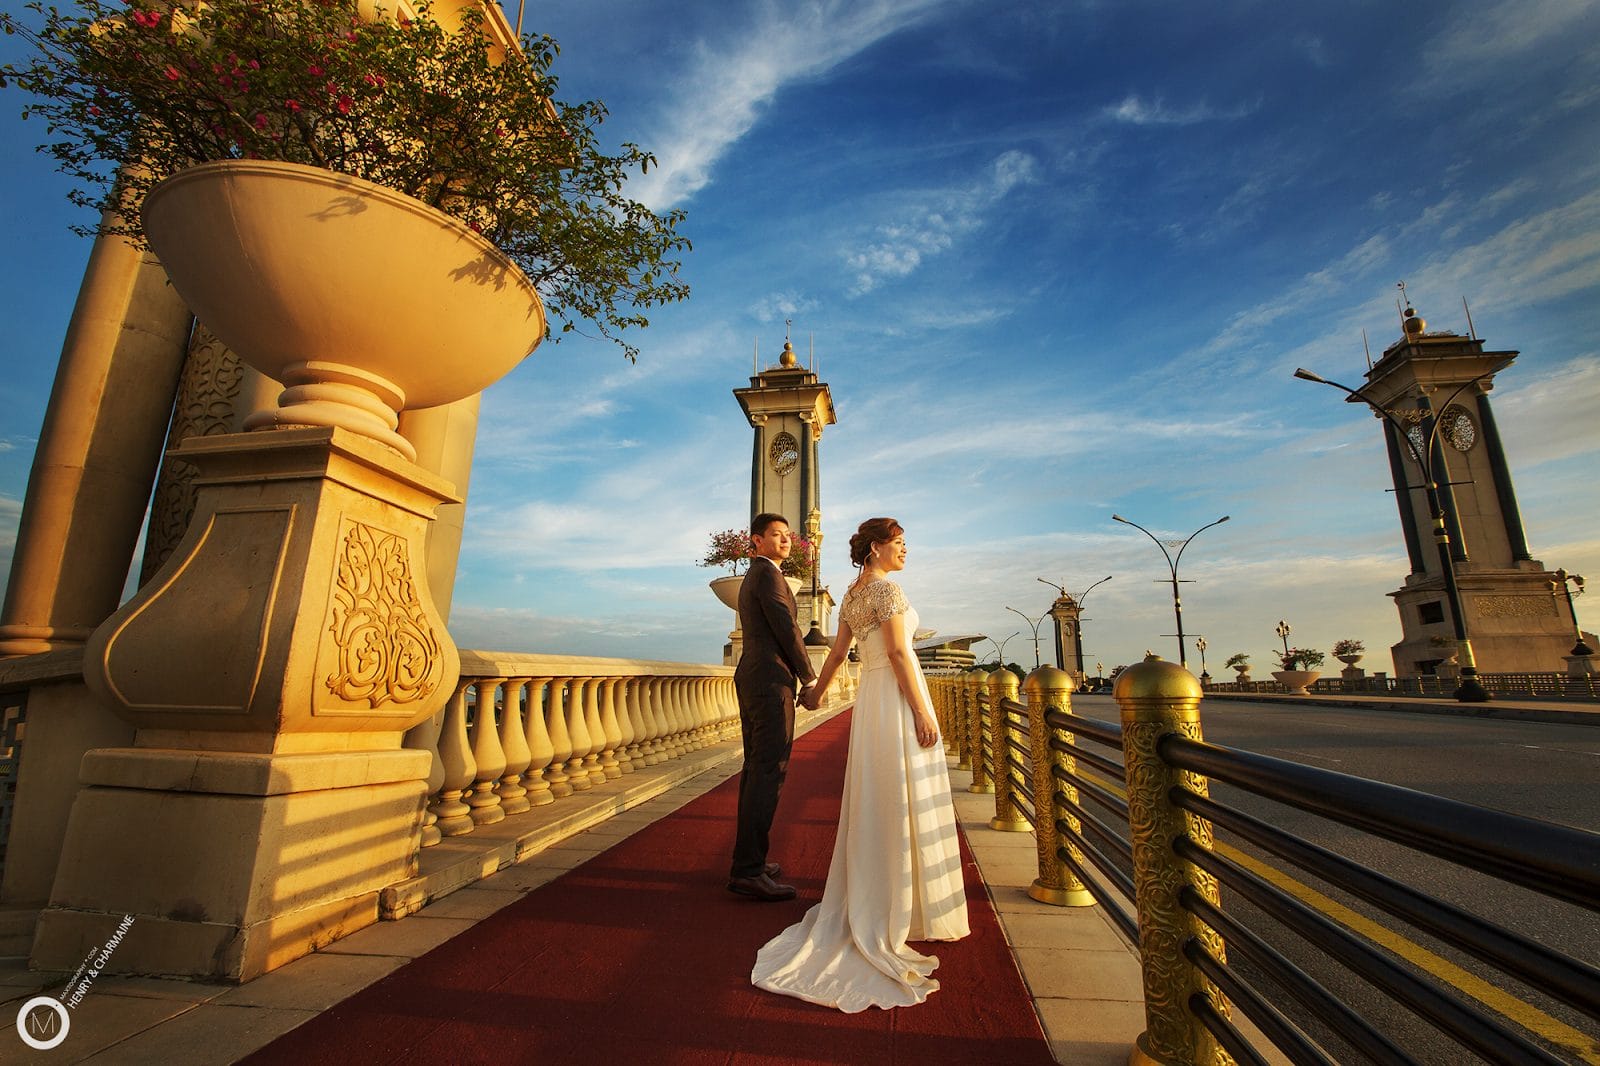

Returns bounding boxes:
[129,9,161,28]
[164,65,182,81]
[87,104,102,117]
[248,59,261,70]
[362,73,385,87]
[253,113,268,129]
[336,94,353,115]
[307,63,324,76]
[468,221,483,234]
[285,99,301,113]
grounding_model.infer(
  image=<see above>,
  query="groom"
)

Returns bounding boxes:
[728,513,815,902]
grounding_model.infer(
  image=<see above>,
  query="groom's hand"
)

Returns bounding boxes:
[799,685,819,710]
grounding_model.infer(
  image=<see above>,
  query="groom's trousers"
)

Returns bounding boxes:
[730,682,795,879]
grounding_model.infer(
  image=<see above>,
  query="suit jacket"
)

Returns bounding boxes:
[735,556,815,690]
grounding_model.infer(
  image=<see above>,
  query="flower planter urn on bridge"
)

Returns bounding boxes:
[140,160,547,462]
[1271,670,1321,695]
[35,161,548,983]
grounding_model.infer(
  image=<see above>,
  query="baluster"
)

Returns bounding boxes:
[563,676,594,791]
[612,676,637,773]
[432,680,476,837]
[721,677,739,739]
[667,677,690,755]
[521,677,555,806]
[467,680,507,825]
[544,678,575,798]
[684,677,707,749]
[580,677,608,783]
[640,677,666,764]
[646,676,671,762]
[496,677,531,815]
[621,676,649,767]
[597,677,624,779]
[403,706,445,847]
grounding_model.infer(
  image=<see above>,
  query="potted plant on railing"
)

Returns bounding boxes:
[1332,638,1366,666]
[699,528,814,611]
[1,0,690,458]
[1272,648,1326,695]
[1225,652,1251,683]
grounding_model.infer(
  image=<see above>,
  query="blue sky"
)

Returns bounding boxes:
[2,0,1597,673]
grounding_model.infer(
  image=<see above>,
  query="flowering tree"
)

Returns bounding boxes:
[699,528,815,582]
[0,0,690,361]
[1276,647,1326,671]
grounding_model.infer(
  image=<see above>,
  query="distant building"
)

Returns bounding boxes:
[914,633,983,671]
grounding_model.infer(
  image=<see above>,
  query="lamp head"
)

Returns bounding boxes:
[1293,368,1326,383]
[1111,514,1127,524]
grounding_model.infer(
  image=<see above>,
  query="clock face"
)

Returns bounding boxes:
[1439,405,1477,452]
[769,431,800,475]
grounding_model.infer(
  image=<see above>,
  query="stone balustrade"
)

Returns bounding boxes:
[404,651,741,846]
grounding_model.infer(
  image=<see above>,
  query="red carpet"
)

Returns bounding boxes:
[244,710,1055,1065]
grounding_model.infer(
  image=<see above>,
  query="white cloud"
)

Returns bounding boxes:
[628,0,959,209]
[751,290,819,323]
[1425,0,1599,76]
[1102,93,1257,126]
[844,150,1041,295]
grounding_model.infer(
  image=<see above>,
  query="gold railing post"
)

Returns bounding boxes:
[987,669,1029,831]
[955,672,976,770]
[1024,665,1095,906]
[969,670,995,794]
[1116,653,1232,1066]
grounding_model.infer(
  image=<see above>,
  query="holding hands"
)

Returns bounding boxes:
[799,684,822,710]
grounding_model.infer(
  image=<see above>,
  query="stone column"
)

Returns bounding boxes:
[397,393,481,620]
[0,231,193,656]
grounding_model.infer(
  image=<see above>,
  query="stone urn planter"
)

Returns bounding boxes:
[142,160,547,462]
[710,572,803,611]
[1271,670,1321,695]
[1336,653,1364,666]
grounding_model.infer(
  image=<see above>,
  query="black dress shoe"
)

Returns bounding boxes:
[764,861,782,878]
[727,873,798,901]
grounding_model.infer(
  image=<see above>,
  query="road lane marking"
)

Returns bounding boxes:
[1519,744,1600,758]
[1087,775,1599,1062]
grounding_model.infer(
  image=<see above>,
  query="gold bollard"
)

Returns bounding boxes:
[1116,653,1232,1066]
[968,670,995,794]
[1024,665,1095,906]
[954,672,975,770]
[987,668,1029,831]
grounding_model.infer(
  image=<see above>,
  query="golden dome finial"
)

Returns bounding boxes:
[1397,280,1426,336]
[779,339,797,367]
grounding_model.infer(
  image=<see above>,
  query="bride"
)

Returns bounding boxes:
[750,517,970,1012]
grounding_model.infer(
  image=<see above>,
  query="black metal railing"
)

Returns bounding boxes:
[985,658,1600,1064]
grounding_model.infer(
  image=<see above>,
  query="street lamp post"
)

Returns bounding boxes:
[1005,606,1047,669]
[1276,620,1292,663]
[979,632,1021,668]
[1294,364,1509,702]
[1111,513,1231,669]
[1194,635,1210,684]
[1550,571,1592,657]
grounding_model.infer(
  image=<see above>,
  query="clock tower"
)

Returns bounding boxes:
[1361,307,1589,675]
[734,337,838,635]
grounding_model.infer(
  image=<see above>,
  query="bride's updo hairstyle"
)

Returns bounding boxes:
[849,517,904,568]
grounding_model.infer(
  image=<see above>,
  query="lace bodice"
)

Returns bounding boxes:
[840,579,910,641]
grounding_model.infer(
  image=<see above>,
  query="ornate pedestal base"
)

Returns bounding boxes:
[1565,654,1597,677]
[34,426,460,980]
[32,747,429,981]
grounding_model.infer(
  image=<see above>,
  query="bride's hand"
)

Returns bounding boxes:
[913,711,939,748]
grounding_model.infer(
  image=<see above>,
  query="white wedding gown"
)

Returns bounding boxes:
[751,579,970,1012]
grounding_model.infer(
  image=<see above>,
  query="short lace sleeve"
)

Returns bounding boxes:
[841,580,910,639]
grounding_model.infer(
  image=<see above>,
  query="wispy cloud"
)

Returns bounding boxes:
[628,0,958,209]
[1102,93,1258,126]
[751,290,819,323]
[844,150,1040,295]
[1425,0,1599,75]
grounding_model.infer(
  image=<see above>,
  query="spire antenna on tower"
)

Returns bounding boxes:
[1463,297,1478,340]
[1362,329,1373,370]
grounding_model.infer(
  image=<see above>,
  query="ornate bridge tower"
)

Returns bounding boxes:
[1362,307,1589,675]
[732,337,837,637]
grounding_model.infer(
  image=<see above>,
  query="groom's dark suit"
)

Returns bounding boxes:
[730,555,816,879]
